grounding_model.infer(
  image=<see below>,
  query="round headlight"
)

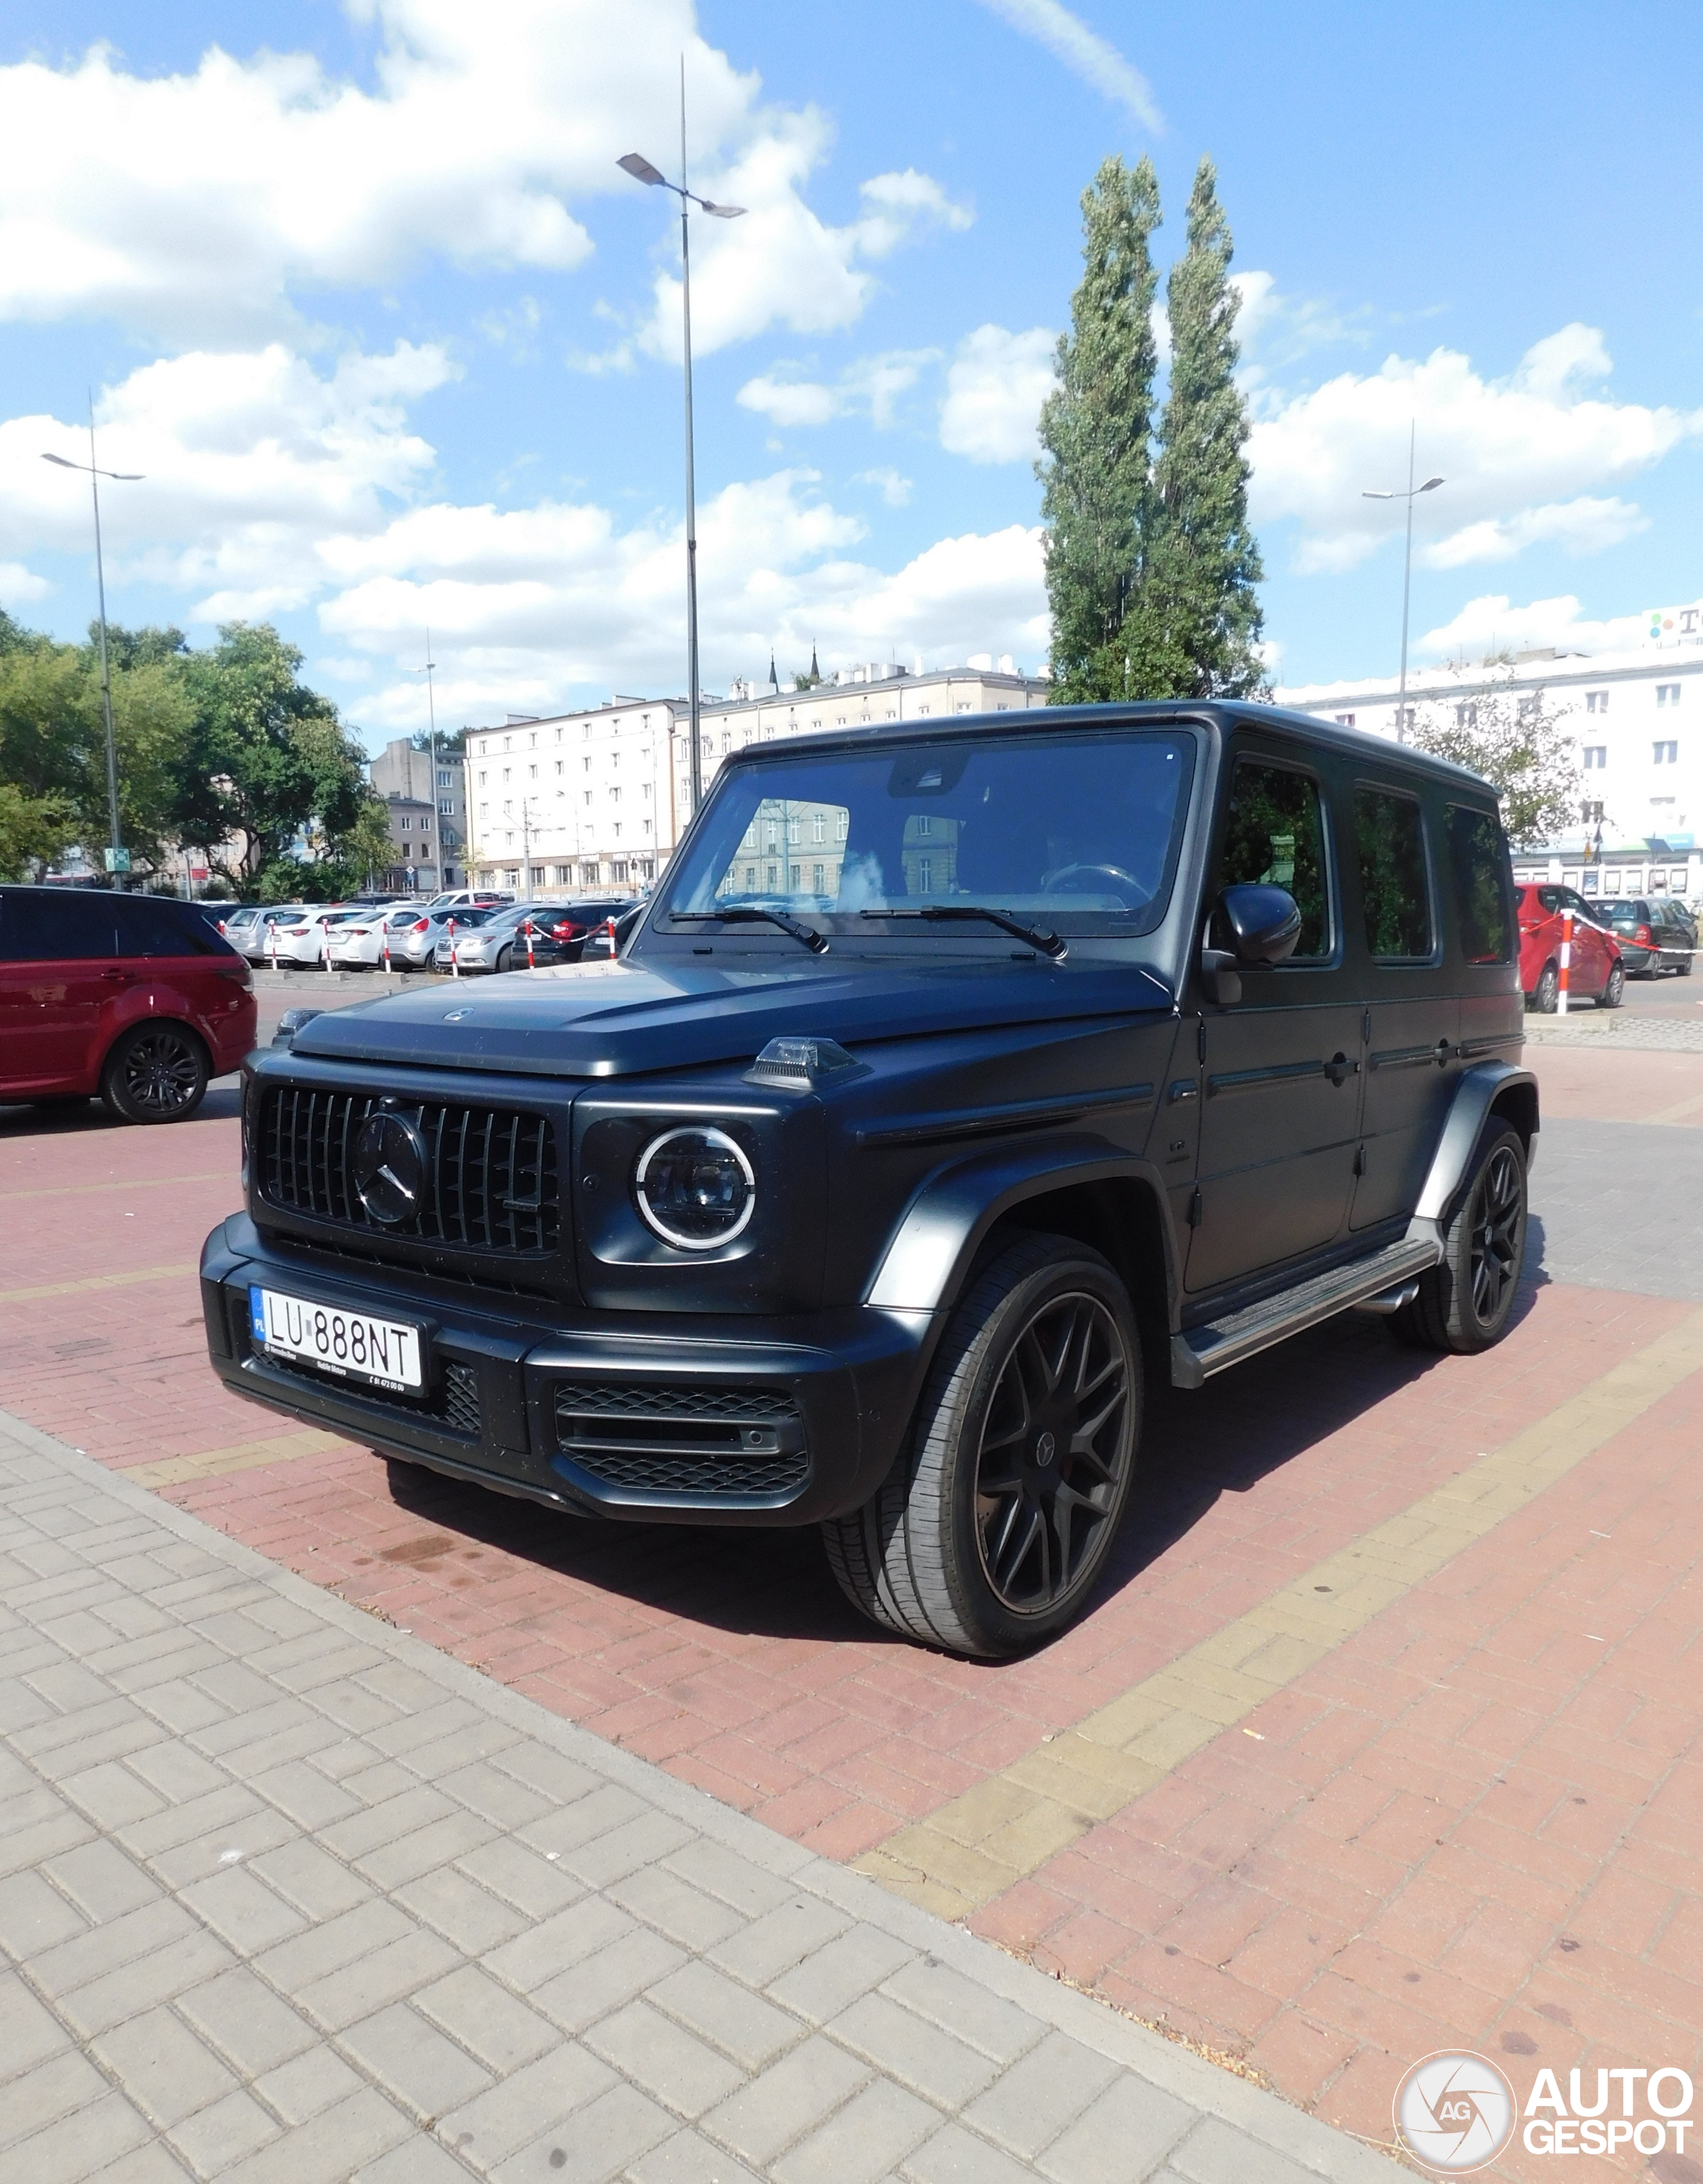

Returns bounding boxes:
[633,1126,756,1251]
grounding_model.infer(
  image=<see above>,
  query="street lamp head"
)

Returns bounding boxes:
[618,152,667,187]
[1419,476,1444,492]
[1361,489,1394,500]
[41,452,79,469]
[698,200,746,219]
[110,471,144,482]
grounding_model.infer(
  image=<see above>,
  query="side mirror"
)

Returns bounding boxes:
[1219,883,1303,965]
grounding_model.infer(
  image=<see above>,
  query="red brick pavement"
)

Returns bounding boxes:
[4,1043,1701,2175]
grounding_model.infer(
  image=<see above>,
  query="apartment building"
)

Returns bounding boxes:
[368,736,470,891]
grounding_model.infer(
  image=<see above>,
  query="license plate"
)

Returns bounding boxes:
[249,1287,423,1392]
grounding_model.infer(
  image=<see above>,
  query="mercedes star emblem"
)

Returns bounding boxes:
[351,1110,428,1226]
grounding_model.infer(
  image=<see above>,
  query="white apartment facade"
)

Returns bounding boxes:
[464,662,1049,896]
[1277,597,1703,904]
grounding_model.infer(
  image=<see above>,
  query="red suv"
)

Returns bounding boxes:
[0,886,257,1122]
[1515,883,1625,1011]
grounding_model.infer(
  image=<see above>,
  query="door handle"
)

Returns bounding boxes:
[1324,1053,1360,1088]
[99,969,128,982]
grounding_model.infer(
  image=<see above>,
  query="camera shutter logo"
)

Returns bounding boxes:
[352,1112,428,1227]
[1394,2052,1515,2173]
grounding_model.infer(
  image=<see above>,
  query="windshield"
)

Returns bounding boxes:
[663,728,1196,939]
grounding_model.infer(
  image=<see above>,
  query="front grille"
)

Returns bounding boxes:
[261,1350,483,1439]
[554,1382,808,1499]
[259,1088,557,1255]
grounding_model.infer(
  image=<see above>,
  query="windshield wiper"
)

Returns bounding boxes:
[668,907,830,955]
[859,905,1066,959]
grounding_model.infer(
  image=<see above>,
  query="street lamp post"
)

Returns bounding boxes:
[410,627,439,894]
[617,70,746,818]
[1363,423,1443,742]
[41,400,143,880]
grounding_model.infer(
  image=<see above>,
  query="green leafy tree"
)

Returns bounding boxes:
[1130,158,1265,698]
[1411,670,1581,849]
[0,784,76,880]
[1037,155,1162,702]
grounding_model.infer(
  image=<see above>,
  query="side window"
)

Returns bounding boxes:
[114,898,216,957]
[1537,887,1563,914]
[1212,760,1332,959]
[0,891,115,963]
[1446,806,1514,965]
[1354,786,1432,961]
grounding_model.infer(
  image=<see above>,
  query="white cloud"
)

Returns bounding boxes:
[1231,271,1370,375]
[736,349,937,430]
[0,2,964,353]
[0,562,51,607]
[1414,592,1660,661]
[939,325,1057,464]
[639,144,971,361]
[1249,323,1702,575]
[854,468,913,507]
[973,0,1162,130]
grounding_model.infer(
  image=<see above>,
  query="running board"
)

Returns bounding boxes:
[1170,1237,1442,1388]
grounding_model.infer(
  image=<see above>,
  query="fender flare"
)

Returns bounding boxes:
[863,1131,1183,1315]
[1410,1060,1539,1231]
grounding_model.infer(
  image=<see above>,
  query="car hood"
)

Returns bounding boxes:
[291,953,1174,1078]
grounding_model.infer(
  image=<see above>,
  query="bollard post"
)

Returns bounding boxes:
[525,918,536,971]
[382,925,392,976]
[449,917,458,977]
[268,924,277,970]
[1558,909,1571,1015]
[324,921,333,975]
[605,916,617,957]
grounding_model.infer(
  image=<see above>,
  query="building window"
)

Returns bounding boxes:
[505,867,520,886]
[1586,691,1609,714]
[812,863,824,891]
[398,816,410,832]
[1582,746,1607,768]
[478,770,487,786]
[610,788,620,804]
[812,812,826,844]
[1658,683,1681,707]
[555,760,563,777]
[612,861,628,881]
[1654,741,1678,764]
[1333,713,1356,728]
[746,865,756,889]
[554,865,572,883]
[583,790,593,805]
[580,863,598,885]
[1456,702,1477,729]
[502,768,511,783]
[917,856,933,891]
[437,769,453,788]
[766,863,777,889]
[1581,801,1605,824]
[438,798,454,815]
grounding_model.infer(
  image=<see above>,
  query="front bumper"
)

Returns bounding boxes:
[200,1213,931,1526]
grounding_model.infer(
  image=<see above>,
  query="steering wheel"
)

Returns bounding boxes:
[1039,862,1144,908]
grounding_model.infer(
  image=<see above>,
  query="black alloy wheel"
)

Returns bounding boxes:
[1597,962,1625,1009]
[1390,1122,1527,1355]
[822,1233,1142,1657]
[101,1023,210,1124]
[973,1290,1132,1613]
[1532,962,1559,1013]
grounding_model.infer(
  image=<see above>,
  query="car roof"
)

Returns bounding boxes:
[707,697,1499,798]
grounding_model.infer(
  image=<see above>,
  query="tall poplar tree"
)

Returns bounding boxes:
[1036,156,1161,703]
[1132,158,1266,697]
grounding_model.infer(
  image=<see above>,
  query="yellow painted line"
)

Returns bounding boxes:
[1643,1089,1703,1126]
[0,1264,196,1305]
[122,1428,349,1489]
[856,1307,1703,1921]
[0,1171,230,1203]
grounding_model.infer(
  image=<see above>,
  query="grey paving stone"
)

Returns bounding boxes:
[961,2030,1123,2160]
[484,1894,636,1991]
[178,1864,308,1952]
[212,2085,414,2184]
[59,1927,239,2040]
[487,1739,601,1809]
[530,1924,691,2036]
[398,1716,526,1782]
[56,1761,169,1832]
[251,2042,367,2124]
[881,1956,1049,2068]
[766,1923,917,2026]
[245,1757,364,1830]
[0,1867,91,1958]
[0,1969,77,2086]
[340,2000,495,2119]
[353,1804,499,1891]
[0,2046,112,2151]
[394,1861,534,1954]
[706,1895,853,1991]
[177,1966,321,2078]
[627,2129,766,2184]
[296,1927,464,2033]
[25,1896,198,1994]
[2,2088,156,2184]
[495,2078,675,2184]
[351,2134,473,2184]
[76,2137,196,2184]
[662,1839,801,1923]
[433,1757,555,1829]
[563,1807,698,1891]
[456,1835,586,1921]
[1035,2076,1197,2184]
[649,1960,806,2073]
[245,1836,373,1922]
[701,2034,873,2169]
[770,2075,939,2184]
[609,1863,750,1952]
[1165,2115,1334,2184]
[437,2043,617,2167]
[319,1784,460,1862]
[413,1965,563,2074]
[829,1990,1004,2109]
[584,1998,747,2119]
[252,1897,414,1992]
[90,2004,239,2130]
[903,2121,1052,2184]
[120,1738,229,1806]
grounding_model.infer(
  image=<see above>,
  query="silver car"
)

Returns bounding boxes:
[430,906,500,969]
[434,904,555,975]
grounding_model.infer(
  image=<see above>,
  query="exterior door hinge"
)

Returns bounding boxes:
[1188,1187,1203,1229]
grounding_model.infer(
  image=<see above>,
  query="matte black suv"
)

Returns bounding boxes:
[200,703,1535,1658]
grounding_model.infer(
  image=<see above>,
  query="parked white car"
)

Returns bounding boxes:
[233,905,318,964]
[427,889,514,912]
[265,909,363,966]
[326,905,434,970]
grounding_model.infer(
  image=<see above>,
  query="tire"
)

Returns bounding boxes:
[1532,962,1559,1013]
[822,1233,1142,1657]
[1678,957,1692,979]
[1596,962,1625,1009]
[100,1022,210,1125]
[1390,1124,1527,1355]
[495,946,514,975]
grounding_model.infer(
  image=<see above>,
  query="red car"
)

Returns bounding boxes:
[1515,883,1625,1011]
[0,885,257,1122]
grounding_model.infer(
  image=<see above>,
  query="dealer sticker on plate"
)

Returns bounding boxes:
[249,1287,423,1393]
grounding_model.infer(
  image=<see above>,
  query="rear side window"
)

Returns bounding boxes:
[114,897,221,957]
[1446,806,1514,965]
[0,890,116,962]
[1354,787,1432,960]
[1213,760,1332,959]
